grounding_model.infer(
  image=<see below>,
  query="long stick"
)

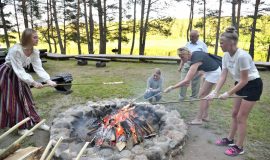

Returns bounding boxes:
[40,140,53,160]
[45,137,63,160]
[75,142,90,160]
[0,119,46,159]
[154,96,247,104]
[0,117,31,142]
[42,81,124,87]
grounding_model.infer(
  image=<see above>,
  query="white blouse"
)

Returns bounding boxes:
[5,43,50,85]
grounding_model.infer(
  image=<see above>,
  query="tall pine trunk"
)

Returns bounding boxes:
[46,0,52,52]
[83,0,91,54]
[52,0,64,54]
[76,0,82,55]
[63,0,66,54]
[89,0,94,54]
[203,0,206,42]
[22,0,28,28]
[103,0,107,54]
[214,0,222,55]
[30,0,34,28]
[236,0,241,35]
[118,0,122,55]
[130,0,137,55]
[231,0,237,27]
[267,44,270,62]
[50,0,57,53]
[97,0,105,54]
[13,0,20,39]
[249,0,260,59]
[142,0,151,54]
[0,1,10,48]
[139,0,145,55]
[186,0,194,42]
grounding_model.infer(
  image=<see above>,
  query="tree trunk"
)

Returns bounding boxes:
[22,0,28,28]
[267,44,270,62]
[50,0,57,53]
[139,0,145,55]
[214,0,222,55]
[30,0,34,28]
[186,0,194,42]
[47,0,52,52]
[63,0,66,54]
[118,0,122,55]
[103,0,107,54]
[231,0,237,28]
[89,0,94,54]
[76,0,82,55]
[0,1,10,48]
[83,0,91,54]
[142,0,151,54]
[52,0,64,54]
[13,0,20,40]
[249,0,260,59]
[97,0,105,54]
[236,0,241,35]
[130,0,137,55]
[203,0,206,43]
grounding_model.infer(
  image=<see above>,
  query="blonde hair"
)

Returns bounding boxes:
[220,26,238,42]
[20,28,37,46]
[177,47,191,55]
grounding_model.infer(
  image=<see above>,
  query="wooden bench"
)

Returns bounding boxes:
[75,56,111,67]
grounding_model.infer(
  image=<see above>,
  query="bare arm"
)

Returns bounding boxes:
[213,68,228,93]
[172,62,201,89]
[178,60,184,71]
[227,70,248,95]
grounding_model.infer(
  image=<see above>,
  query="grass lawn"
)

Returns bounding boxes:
[2,59,269,159]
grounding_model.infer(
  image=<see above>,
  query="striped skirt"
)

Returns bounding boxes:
[0,63,41,129]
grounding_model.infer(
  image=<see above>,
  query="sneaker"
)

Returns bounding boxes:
[216,138,234,146]
[18,129,34,136]
[224,145,244,156]
[39,123,50,131]
[179,95,185,101]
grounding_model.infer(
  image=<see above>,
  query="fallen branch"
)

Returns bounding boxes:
[0,117,31,142]
[0,119,46,160]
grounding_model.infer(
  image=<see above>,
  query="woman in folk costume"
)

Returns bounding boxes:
[0,28,56,136]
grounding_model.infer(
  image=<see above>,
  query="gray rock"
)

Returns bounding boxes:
[134,155,148,160]
[131,145,144,154]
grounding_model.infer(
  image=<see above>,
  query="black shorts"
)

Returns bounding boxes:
[235,78,263,101]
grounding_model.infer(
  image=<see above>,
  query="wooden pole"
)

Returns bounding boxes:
[0,117,31,142]
[154,96,247,104]
[40,140,53,160]
[0,119,46,160]
[45,137,63,160]
[75,142,90,160]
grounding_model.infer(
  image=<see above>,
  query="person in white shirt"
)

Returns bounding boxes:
[0,29,57,136]
[178,30,208,101]
[206,26,263,157]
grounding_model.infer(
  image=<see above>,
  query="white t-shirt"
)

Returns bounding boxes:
[186,40,208,53]
[222,48,260,82]
[5,43,50,85]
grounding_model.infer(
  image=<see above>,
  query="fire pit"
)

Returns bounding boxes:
[50,99,187,160]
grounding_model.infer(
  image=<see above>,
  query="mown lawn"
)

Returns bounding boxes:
[11,59,270,159]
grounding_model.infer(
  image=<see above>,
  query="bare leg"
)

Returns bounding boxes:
[228,97,242,140]
[235,99,256,147]
[190,80,214,124]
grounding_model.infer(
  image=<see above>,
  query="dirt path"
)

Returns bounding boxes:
[178,125,243,160]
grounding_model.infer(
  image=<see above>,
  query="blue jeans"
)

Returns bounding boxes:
[144,91,162,102]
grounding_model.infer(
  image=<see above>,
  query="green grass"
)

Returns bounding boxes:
[11,59,270,159]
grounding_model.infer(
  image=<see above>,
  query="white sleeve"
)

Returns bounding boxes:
[239,54,251,71]
[222,55,227,69]
[9,50,35,85]
[31,51,50,82]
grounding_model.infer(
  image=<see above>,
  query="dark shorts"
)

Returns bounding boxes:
[235,78,263,101]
